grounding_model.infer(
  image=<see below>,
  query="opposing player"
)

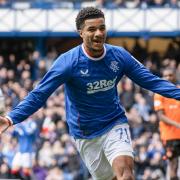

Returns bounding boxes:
[0,7,180,180]
[154,68,180,180]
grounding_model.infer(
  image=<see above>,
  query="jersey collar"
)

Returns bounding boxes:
[81,44,106,61]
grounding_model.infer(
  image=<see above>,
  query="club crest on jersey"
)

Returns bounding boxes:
[110,61,119,72]
[80,69,89,77]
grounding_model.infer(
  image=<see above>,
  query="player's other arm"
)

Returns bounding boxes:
[154,94,180,128]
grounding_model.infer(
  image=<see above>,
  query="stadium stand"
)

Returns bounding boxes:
[0,0,179,9]
[0,37,179,179]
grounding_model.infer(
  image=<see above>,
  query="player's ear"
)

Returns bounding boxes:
[78,29,83,38]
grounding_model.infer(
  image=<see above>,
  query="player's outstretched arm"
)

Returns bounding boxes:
[0,116,12,134]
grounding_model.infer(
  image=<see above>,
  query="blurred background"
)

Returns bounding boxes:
[0,0,180,179]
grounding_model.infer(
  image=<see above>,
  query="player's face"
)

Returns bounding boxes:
[79,18,107,56]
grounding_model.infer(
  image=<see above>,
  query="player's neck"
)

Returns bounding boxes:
[83,44,104,58]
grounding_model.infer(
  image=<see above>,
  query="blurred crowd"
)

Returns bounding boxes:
[0,38,180,180]
[0,0,179,9]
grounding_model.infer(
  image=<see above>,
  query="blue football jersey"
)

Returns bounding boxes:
[13,119,37,153]
[8,44,180,139]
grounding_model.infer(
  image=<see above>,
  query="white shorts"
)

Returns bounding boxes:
[74,123,134,180]
[12,152,35,168]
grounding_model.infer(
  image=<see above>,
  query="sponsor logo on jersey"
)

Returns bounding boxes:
[169,105,178,109]
[87,76,117,94]
[80,69,89,77]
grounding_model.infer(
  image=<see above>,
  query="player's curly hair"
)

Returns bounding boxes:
[76,7,104,30]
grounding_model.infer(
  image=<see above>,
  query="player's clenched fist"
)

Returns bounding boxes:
[0,116,12,134]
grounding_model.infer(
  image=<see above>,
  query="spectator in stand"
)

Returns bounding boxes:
[0,56,5,70]
[95,0,106,8]
[11,118,38,180]
[131,39,147,63]
[167,0,179,8]
[0,88,5,115]
[0,162,11,179]
[127,106,145,138]
[149,0,166,7]
[106,0,126,8]
[134,0,150,8]
[154,68,180,180]
[7,54,17,72]
[176,63,180,83]
[38,141,55,168]
[133,93,151,121]
[120,77,135,111]
[0,0,10,7]
[46,166,65,180]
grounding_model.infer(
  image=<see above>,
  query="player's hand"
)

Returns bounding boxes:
[0,116,12,134]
